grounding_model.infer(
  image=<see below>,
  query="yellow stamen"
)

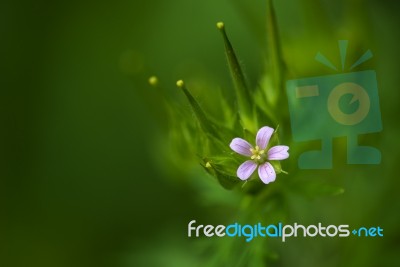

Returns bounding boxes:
[250,145,265,162]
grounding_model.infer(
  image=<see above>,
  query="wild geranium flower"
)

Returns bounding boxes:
[230,126,289,184]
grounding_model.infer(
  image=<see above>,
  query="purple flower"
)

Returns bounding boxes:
[229,126,289,184]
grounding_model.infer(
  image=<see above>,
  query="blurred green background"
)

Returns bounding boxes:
[3,0,400,266]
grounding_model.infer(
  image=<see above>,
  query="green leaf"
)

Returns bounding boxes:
[201,161,240,190]
[263,0,285,109]
[176,80,218,137]
[216,22,254,130]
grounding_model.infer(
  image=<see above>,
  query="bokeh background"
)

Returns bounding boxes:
[3,0,400,266]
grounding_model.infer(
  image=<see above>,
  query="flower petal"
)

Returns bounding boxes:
[258,162,276,184]
[237,160,257,180]
[256,126,274,150]
[268,145,289,160]
[230,138,253,156]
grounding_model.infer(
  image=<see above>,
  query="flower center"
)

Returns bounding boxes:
[250,146,265,162]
